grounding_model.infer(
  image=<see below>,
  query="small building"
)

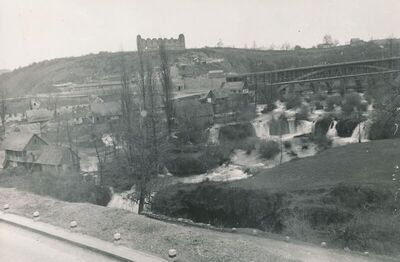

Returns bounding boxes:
[174,100,214,128]
[2,131,79,173]
[2,132,48,169]
[205,82,249,120]
[208,70,225,79]
[350,38,365,47]
[26,108,53,123]
[34,145,80,173]
[90,101,122,123]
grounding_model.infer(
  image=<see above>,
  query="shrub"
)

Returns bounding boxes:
[314,116,333,136]
[259,140,281,159]
[295,104,310,121]
[283,140,292,149]
[326,95,342,111]
[219,123,255,140]
[0,170,111,206]
[261,103,276,113]
[342,93,367,114]
[314,101,324,110]
[152,183,287,231]
[285,94,303,110]
[335,118,360,137]
[311,133,332,150]
[236,137,260,154]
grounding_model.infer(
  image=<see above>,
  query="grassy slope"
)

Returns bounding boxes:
[233,139,398,191]
[0,188,394,262]
[0,42,387,98]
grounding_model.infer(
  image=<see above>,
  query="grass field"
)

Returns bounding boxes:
[232,139,398,191]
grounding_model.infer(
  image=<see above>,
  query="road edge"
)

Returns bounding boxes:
[0,212,167,262]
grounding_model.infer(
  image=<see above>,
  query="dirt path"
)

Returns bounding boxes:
[0,188,397,262]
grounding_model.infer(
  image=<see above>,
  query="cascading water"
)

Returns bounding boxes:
[208,124,220,144]
[350,121,369,142]
[288,118,296,134]
[326,120,338,138]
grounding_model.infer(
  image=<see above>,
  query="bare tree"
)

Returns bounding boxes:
[0,87,7,136]
[119,50,168,214]
[159,43,174,136]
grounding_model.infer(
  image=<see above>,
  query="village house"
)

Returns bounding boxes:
[34,145,80,173]
[2,131,79,173]
[2,132,48,169]
[26,108,53,123]
[204,81,249,123]
[90,101,122,123]
[174,99,214,128]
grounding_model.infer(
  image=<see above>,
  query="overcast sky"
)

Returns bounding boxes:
[1,0,399,69]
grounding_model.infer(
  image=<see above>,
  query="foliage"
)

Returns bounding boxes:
[335,118,360,137]
[0,169,110,206]
[285,94,303,110]
[326,95,342,111]
[341,93,367,115]
[313,116,333,136]
[311,133,332,150]
[259,140,280,159]
[219,123,255,141]
[152,183,287,231]
[261,103,277,113]
[295,104,310,121]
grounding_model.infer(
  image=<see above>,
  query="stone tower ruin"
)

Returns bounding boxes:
[137,34,185,51]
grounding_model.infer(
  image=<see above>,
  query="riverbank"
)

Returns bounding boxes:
[153,139,400,258]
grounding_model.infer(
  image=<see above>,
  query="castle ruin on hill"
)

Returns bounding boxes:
[137,34,185,51]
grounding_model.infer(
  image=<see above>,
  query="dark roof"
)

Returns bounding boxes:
[91,101,121,117]
[35,145,75,166]
[2,132,47,151]
[220,81,245,91]
[207,88,231,99]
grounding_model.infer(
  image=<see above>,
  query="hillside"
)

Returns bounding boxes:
[233,139,399,191]
[0,42,391,98]
[0,188,393,262]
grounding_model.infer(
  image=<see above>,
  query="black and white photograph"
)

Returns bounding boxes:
[0,0,400,261]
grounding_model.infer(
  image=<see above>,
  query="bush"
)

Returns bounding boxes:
[236,137,260,154]
[326,95,342,111]
[342,93,367,114]
[314,116,333,136]
[285,94,303,110]
[261,103,276,113]
[219,123,255,140]
[0,170,111,206]
[311,133,332,150]
[335,118,360,137]
[283,140,292,149]
[295,104,310,121]
[166,145,229,176]
[314,101,324,110]
[259,140,280,159]
[152,183,287,231]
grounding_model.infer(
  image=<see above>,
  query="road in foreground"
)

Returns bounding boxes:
[0,222,119,262]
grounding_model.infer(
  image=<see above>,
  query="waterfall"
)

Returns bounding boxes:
[326,120,338,138]
[253,119,270,139]
[350,121,369,142]
[208,125,220,144]
[288,118,296,134]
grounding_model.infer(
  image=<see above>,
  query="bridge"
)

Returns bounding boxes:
[226,57,400,101]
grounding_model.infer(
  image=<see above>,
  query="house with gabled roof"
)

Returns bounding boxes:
[2,132,48,169]
[90,101,122,123]
[2,131,79,173]
[34,145,80,173]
